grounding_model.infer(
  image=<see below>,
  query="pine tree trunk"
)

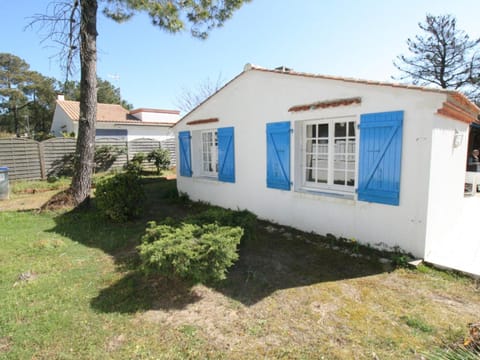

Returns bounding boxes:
[71,0,98,206]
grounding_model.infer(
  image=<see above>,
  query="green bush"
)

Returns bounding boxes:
[94,145,125,172]
[95,171,145,222]
[138,222,243,284]
[124,152,146,174]
[147,148,170,174]
[186,207,257,245]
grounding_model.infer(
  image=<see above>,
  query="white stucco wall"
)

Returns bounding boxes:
[51,112,173,141]
[132,111,179,124]
[51,106,75,136]
[423,117,480,275]
[96,122,173,141]
[175,69,453,258]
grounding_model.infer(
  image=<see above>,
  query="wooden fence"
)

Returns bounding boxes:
[0,137,176,180]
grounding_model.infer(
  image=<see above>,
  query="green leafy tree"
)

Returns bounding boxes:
[394,14,480,102]
[25,71,58,138]
[63,76,133,109]
[33,0,251,205]
[0,53,57,137]
[62,80,81,102]
[147,148,170,174]
[0,53,30,135]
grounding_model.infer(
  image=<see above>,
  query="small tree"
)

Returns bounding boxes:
[147,148,170,175]
[394,14,480,102]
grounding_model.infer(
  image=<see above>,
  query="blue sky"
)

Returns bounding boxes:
[2,1,480,112]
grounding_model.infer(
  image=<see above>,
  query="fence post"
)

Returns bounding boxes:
[38,141,46,179]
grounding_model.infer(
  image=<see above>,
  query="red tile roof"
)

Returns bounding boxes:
[57,100,175,126]
[186,118,219,126]
[289,97,362,112]
[437,93,479,124]
[178,64,479,125]
[247,65,479,124]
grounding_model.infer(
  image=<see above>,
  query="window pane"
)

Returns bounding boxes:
[335,122,347,137]
[303,120,355,189]
[318,139,328,154]
[306,153,314,168]
[306,139,314,153]
[201,130,218,175]
[347,155,355,170]
[307,124,316,138]
[334,154,346,170]
[348,121,355,137]
[334,170,346,185]
[318,123,328,138]
[306,167,315,182]
[347,141,356,154]
[317,170,328,183]
[334,139,346,154]
[347,172,355,186]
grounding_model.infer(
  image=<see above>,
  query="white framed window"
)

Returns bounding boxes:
[302,117,356,192]
[201,129,218,176]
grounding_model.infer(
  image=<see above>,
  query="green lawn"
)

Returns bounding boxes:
[0,178,479,359]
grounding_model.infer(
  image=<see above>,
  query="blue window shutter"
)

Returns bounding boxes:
[218,127,235,183]
[266,121,291,190]
[358,111,403,205]
[178,131,192,177]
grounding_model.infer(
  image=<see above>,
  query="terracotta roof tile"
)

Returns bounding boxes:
[249,65,480,118]
[289,97,361,112]
[177,64,480,126]
[186,118,219,126]
[57,100,174,126]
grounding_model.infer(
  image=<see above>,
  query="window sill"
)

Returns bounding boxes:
[193,175,218,181]
[295,187,355,201]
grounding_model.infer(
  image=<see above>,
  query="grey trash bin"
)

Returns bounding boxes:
[0,167,9,200]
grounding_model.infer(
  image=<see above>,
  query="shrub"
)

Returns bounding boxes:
[186,207,257,245]
[94,145,125,172]
[138,221,242,284]
[124,152,146,174]
[147,148,171,174]
[48,145,124,177]
[131,152,146,165]
[95,171,145,222]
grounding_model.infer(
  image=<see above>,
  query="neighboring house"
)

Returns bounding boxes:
[174,63,480,276]
[51,95,180,141]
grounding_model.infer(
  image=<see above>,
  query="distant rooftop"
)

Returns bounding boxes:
[56,98,180,126]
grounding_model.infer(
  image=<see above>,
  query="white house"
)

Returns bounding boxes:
[174,64,480,276]
[51,96,180,141]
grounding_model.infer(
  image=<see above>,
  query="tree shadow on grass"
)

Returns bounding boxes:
[48,178,204,313]
[48,178,389,313]
[90,272,202,314]
[213,222,389,306]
